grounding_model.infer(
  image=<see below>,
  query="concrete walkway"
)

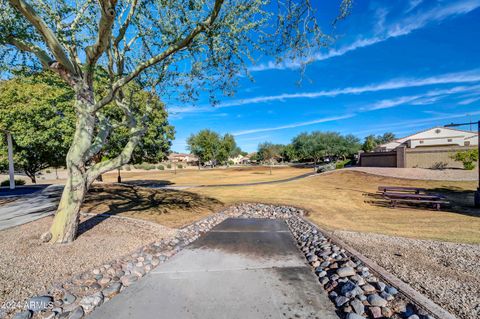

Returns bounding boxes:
[0,185,63,231]
[88,218,339,319]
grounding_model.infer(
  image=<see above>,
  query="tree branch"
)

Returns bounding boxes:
[6,36,53,68]
[83,114,112,161]
[94,0,225,110]
[85,0,118,83]
[8,0,76,75]
[113,0,138,47]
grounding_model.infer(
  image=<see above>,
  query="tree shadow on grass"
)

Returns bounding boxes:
[363,187,480,218]
[77,184,223,236]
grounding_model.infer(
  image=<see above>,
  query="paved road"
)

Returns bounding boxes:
[0,185,63,231]
[88,218,338,319]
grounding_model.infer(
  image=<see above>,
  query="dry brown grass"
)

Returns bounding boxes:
[101,166,310,186]
[83,184,224,228]
[191,170,480,244]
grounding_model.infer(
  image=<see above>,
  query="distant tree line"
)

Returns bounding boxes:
[187,129,397,171]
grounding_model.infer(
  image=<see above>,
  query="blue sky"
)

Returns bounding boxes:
[168,0,480,153]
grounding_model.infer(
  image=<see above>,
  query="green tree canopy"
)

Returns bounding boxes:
[187,130,241,167]
[292,131,361,164]
[362,132,396,152]
[0,71,75,182]
[257,142,283,162]
[0,71,174,182]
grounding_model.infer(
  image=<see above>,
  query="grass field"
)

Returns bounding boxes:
[189,170,480,244]
[85,167,480,244]
[102,166,310,185]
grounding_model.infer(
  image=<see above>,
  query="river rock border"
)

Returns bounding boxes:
[11,203,450,319]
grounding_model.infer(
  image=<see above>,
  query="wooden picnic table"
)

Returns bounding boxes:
[381,192,446,200]
[378,186,426,194]
[376,185,450,210]
[379,189,449,210]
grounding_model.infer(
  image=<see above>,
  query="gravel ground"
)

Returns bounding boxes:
[0,215,176,307]
[347,167,477,181]
[333,230,480,319]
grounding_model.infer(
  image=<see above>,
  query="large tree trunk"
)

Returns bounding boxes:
[48,101,95,243]
[49,166,87,243]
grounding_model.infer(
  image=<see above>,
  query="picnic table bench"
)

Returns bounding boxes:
[378,186,426,194]
[378,186,449,210]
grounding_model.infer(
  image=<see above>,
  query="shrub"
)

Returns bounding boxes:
[145,164,156,170]
[451,150,478,170]
[335,160,351,169]
[157,165,165,170]
[125,165,131,171]
[177,164,183,169]
[166,163,172,169]
[45,169,51,173]
[431,162,448,170]
[317,163,336,173]
[1,179,26,186]
[228,160,234,166]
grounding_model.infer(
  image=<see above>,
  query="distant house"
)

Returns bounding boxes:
[227,153,255,165]
[374,127,478,151]
[229,155,244,165]
[360,127,478,169]
[167,153,198,165]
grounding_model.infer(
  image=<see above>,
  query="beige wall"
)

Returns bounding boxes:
[359,146,477,169]
[359,151,397,167]
[404,146,476,169]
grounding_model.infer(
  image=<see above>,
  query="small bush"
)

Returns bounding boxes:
[45,169,51,173]
[145,164,156,170]
[177,164,183,169]
[228,160,234,166]
[317,163,336,173]
[451,150,478,170]
[157,165,165,170]
[335,160,350,169]
[431,162,448,170]
[125,165,131,171]
[1,179,26,186]
[166,163,172,169]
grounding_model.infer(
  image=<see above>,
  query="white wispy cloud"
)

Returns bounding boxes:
[360,84,480,111]
[232,114,355,136]
[353,110,480,136]
[168,69,480,114]
[458,97,480,105]
[249,0,480,72]
[406,0,424,13]
[212,69,480,108]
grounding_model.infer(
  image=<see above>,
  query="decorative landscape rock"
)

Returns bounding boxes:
[12,311,32,319]
[102,282,122,299]
[368,294,388,307]
[11,203,432,319]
